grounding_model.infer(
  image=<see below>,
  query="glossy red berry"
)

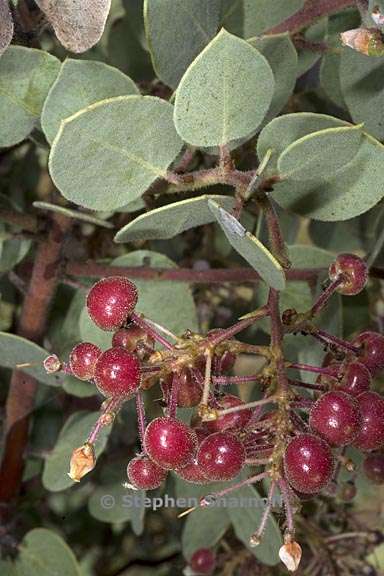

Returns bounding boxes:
[338,362,371,397]
[353,391,384,451]
[197,432,245,481]
[94,347,141,398]
[112,325,154,358]
[328,253,368,295]
[144,417,197,470]
[69,342,102,381]
[284,434,334,494]
[175,428,210,484]
[206,394,252,433]
[363,453,384,484]
[190,548,216,575]
[352,331,384,376]
[87,276,138,331]
[309,391,361,446]
[127,455,167,490]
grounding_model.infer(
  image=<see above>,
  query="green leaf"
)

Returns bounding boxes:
[296,17,328,77]
[0,0,13,57]
[16,528,81,576]
[258,113,384,221]
[33,202,114,229]
[0,46,60,147]
[182,506,230,560]
[208,200,286,291]
[42,59,138,144]
[42,411,110,492]
[248,34,298,123]
[223,0,304,38]
[49,95,183,211]
[227,483,282,566]
[114,194,235,242]
[80,304,113,350]
[0,331,64,386]
[63,375,98,398]
[144,0,221,89]
[174,29,274,149]
[35,0,111,53]
[277,124,363,181]
[340,48,384,140]
[88,483,145,534]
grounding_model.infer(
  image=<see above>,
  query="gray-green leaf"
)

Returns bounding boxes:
[88,483,145,534]
[0,46,60,147]
[16,528,81,576]
[42,411,110,492]
[174,29,274,149]
[49,96,183,210]
[42,59,138,144]
[144,0,221,89]
[114,194,235,242]
[208,200,286,290]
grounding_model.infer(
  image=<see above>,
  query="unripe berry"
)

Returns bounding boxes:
[284,434,334,494]
[197,431,245,481]
[352,331,384,376]
[309,391,361,446]
[87,276,138,331]
[363,453,384,484]
[205,394,252,433]
[328,253,368,295]
[69,342,102,381]
[112,325,154,359]
[353,391,384,451]
[94,347,141,398]
[144,417,197,470]
[189,548,216,575]
[127,455,167,490]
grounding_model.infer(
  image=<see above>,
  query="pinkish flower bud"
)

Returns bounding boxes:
[68,443,96,482]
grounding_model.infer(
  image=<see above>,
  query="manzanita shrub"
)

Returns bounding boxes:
[1,1,384,575]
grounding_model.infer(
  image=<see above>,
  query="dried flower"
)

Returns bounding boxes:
[68,443,96,482]
[372,6,384,26]
[43,354,62,374]
[279,538,302,572]
[340,27,384,56]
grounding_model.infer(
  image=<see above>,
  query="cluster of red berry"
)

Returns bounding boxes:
[44,253,384,573]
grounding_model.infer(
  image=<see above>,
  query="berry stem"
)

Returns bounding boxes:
[212,374,261,385]
[168,372,181,419]
[87,397,121,445]
[200,472,268,505]
[259,196,290,269]
[278,479,295,534]
[312,329,361,355]
[310,277,344,317]
[214,395,277,418]
[201,350,213,406]
[206,306,269,347]
[289,379,327,392]
[143,317,180,342]
[290,399,314,410]
[245,457,272,465]
[287,363,338,377]
[250,481,277,545]
[131,312,173,350]
[135,392,147,448]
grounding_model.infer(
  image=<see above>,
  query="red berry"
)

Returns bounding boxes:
[363,453,384,484]
[144,417,197,470]
[94,347,141,398]
[353,391,384,451]
[328,253,368,296]
[161,368,202,408]
[175,428,210,484]
[309,391,361,446]
[338,362,371,397]
[352,332,384,376]
[206,394,252,433]
[190,548,216,575]
[87,276,138,331]
[197,432,245,481]
[284,434,334,494]
[127,455,167,490]
[112,325,154,358]
[69,342,102,381]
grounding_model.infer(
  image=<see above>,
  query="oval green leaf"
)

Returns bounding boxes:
[42,411,110,492]
[182,506,230,560]
[277,124,363,181]
[0,331,64,386]
[0,46,60,147]
[208,200,286,290]
[144,0,222,89]
[16,528,81,576]
[42,59,138,144]
[174,29,274,149]
[49,96,183,211]
[114,194,235,242]
[88,483,145,534]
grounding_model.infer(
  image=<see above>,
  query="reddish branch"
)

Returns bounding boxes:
[268,0,355,35]
[0,214,71,511]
